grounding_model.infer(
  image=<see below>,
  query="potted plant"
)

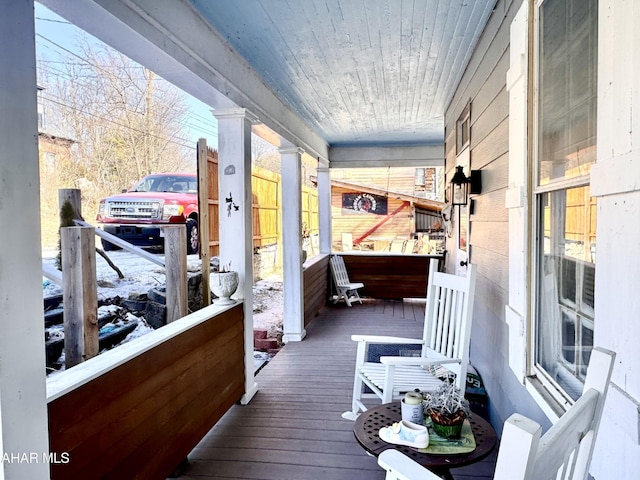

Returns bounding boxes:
[210,261,238,305]
[424,380,471,439]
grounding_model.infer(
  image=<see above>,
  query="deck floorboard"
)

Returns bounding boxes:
[173,299,496,479]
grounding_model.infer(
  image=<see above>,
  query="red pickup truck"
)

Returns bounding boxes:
[96,173,199,254]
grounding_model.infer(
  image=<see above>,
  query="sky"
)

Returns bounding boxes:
[34,3,218,150]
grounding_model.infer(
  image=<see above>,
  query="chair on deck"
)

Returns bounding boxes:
[341,232,358,251]
[390,239,407,253]
[378,347,616,480]
[342,258,476,419]
[329,255,364,307]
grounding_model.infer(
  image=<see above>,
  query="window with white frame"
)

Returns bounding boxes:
[456,105,470,155]
[534,0,597,402]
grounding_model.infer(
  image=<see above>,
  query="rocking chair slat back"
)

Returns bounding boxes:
[343,258,476,418]
[494,347,615,480]
[424,266,476,385]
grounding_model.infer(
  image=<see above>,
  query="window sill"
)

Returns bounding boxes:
[524,375,567,422]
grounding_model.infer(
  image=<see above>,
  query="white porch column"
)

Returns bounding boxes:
[280,146,306,342]
[0,1,50,478]
[317,165,332,254]
[213,108,259,404]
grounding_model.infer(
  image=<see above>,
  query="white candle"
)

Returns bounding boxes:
[404,391,422,405]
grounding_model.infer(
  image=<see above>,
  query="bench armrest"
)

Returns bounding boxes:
[379,356,461,366]
[378,450,440,480]
[351,334,424,345]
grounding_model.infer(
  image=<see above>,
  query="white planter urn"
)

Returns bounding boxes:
[210,271,239,305]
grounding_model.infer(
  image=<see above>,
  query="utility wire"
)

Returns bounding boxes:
[36,33,115,78]
[35,16,72,25]
[40,92,198,150]
[36,37,218,140]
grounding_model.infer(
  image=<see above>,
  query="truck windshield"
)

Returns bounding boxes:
[130,175,197,193]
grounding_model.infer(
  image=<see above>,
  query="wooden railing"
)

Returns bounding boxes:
[47,303,244,480]
[303,254,330,326]
[339,253,445,299]
[44,216,189,368]
[45,252,443,479]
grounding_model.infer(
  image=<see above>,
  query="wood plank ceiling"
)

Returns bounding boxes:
[190,0,496,148]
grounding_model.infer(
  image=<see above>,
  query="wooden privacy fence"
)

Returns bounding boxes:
[252,167,280,248]
[199,142,319,259]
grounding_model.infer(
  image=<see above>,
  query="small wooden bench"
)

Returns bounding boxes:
[329,255,364,307]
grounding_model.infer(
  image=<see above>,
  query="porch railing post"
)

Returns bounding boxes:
[163,224,188,323]
[61,226,98,367]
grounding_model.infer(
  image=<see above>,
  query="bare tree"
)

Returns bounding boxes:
[38,36,194,205]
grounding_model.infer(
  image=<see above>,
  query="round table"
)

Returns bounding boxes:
[353,402,497,480]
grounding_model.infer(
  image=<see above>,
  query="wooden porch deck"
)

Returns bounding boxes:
[174,299,497,480]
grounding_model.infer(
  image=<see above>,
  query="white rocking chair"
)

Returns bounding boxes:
[330,255,364,307]
[378,347,616,480]
[342,258,476,419]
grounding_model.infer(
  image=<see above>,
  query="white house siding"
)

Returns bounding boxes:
[447,0,640,477]
[444,0,552,435]
[589,0,640,477]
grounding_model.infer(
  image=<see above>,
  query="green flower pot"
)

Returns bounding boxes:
[431,421,463,439]
[428,409,466,439]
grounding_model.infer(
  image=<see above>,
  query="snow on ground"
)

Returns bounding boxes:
[43,250,284,373]
[44,251,202,301]
[252,276,284,340]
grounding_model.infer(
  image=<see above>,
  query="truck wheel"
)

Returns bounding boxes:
[186,219,199,254]
[102,239,121,251]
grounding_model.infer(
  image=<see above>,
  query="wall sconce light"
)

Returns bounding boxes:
[450,166,469,206]
[449,166,482,206]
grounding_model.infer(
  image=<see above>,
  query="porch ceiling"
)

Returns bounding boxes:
[38,0,497,164]
[191,0,496,148]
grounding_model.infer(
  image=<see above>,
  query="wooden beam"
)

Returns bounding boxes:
[74,220,165,268]
[61,226,98,367]
[43,262,63,286]
[59,188,83,220]
[329,145,444,168]
[198,138,211,306]
[164,225,188,323]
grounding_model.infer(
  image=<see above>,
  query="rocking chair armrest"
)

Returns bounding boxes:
[378,450,439,480]
[350,334,424,345]
[379,356,461,366]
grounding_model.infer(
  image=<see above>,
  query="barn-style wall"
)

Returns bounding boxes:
[331,166,439,197]
[331,185,414,250]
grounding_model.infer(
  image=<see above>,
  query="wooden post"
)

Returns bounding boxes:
[164,225,188,322]
[59,188,83,219]
[61,226,98,367]
[198,138,211,306]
